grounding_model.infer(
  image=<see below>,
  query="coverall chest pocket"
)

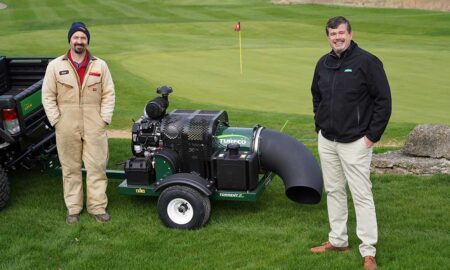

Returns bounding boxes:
[56,77,76,103]
[85,76,102,104]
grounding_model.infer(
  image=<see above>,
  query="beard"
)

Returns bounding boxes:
[73,44,86,55]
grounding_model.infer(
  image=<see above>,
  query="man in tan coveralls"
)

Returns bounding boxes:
[42,22,115,224]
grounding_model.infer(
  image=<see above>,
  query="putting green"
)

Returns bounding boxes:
[1,1,449,126]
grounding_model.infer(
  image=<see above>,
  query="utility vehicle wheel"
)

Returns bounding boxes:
[0,167,10,210]
[157,185,211,229]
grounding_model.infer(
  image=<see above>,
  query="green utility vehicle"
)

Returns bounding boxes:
[0,56,56,210]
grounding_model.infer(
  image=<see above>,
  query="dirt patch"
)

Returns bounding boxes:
[107,129,131,139]
[273,0,450,12]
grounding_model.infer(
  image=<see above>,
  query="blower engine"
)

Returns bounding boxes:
[123,86,323,229]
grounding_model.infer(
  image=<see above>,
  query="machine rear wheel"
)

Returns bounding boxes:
[0,166,10,210]
[157,185,211,229]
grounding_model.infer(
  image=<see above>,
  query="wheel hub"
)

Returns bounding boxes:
[167,198,193,225]
[178,203,188,213]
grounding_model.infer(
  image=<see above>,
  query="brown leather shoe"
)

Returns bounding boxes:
[66,214,80,225]
[363,256,377,270]
[93,212,111,223]
[310,241,349,254]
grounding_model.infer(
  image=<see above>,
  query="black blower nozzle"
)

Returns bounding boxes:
[258,128,323,204]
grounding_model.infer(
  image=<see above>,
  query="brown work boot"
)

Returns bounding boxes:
[93,212,111,223]
[66,214,80,225]
[363,256,377,270]
[310,241,349,254]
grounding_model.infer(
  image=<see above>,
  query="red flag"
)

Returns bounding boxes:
[234,21,240,32]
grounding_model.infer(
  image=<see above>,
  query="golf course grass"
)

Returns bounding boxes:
[0,1,449,269]
[1,0,449,129]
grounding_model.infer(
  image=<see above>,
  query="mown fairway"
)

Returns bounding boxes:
[1,0,449,128]
[0,1,449,270]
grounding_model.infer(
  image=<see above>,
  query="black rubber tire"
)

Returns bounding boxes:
[0,166,10,210]
[157,185,211,230]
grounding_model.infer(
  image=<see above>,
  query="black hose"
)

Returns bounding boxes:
[258,128,323,204]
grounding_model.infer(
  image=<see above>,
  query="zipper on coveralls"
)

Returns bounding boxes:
[67,59,92,136]
[67,60,82,102]
[66,60,84,136]
[80,61,94,135]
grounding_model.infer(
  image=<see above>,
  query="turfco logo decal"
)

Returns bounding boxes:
[217,134,248,145]
[219,192,244,198]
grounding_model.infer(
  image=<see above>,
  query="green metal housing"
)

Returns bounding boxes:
[117,172,274,202]
[154,155,174,181]
[47,158,275,202]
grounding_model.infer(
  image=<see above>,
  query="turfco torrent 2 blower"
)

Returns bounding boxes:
[121,86,323,229]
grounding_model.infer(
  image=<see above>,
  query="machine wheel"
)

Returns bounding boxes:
[157,185,211,229]
[0,166,10,210]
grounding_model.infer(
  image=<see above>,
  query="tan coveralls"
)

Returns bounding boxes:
[42,53,115,215]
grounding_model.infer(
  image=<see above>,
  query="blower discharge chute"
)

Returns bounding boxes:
[121,86,323,229]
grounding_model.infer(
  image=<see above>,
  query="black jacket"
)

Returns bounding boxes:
[311,41,392,143]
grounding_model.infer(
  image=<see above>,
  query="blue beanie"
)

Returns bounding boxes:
[68,22,90,44]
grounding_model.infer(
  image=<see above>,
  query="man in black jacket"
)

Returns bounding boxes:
[309,16,391,270]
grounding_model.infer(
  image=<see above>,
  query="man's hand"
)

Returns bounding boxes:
[364,136,374,148]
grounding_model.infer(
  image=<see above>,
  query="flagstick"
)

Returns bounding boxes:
[239,31,243,74]
[280,120,289,132]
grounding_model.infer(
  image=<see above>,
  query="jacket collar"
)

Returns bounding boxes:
[62,50,96,61]
[329,40,357,59]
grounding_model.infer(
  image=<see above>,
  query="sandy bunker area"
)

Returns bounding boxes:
[273,0,449,12]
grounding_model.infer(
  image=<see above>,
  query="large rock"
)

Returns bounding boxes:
[402,124,450,159]
[371,150,450,176]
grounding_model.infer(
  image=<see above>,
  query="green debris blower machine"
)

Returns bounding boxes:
[115,86,324,229]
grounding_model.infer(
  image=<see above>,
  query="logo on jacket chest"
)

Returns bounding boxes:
[89,71,101,77]
[59,70,69,75]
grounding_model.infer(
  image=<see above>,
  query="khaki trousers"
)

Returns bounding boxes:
[55,122,109,216]
[318,131,377,257]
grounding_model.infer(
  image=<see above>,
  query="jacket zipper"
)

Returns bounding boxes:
[330,58,343,141]
[330,69,337,141]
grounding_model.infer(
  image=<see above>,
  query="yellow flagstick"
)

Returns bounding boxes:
[235,21,243,74]
[280,120,289,132]
[239,30,243,74]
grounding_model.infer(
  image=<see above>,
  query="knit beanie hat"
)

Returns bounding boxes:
[68,22,90,44]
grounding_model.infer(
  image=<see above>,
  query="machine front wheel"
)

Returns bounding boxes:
[157,185,211,229]
[0,166,10,210]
